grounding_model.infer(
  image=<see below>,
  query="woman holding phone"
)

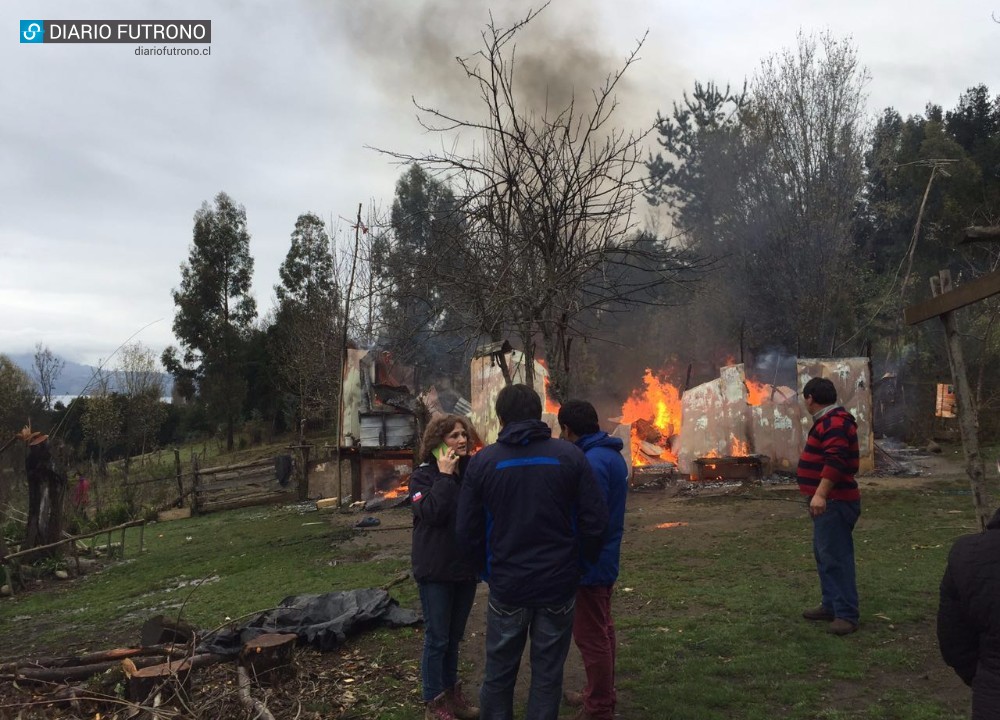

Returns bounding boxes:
[410,414,482,720]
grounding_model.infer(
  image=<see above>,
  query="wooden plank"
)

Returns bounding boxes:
[199,474,275,493]
[199,457,274,476]
[960,225,1000,244]
[202,466,276,483]
[904,270,1000,325]
[198,492,297,514]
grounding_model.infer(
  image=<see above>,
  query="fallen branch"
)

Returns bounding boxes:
[1,644,188,673]
[380,570,412,592]
[237,664,276,720]
[6,654,168,684]
[126,653,225,703]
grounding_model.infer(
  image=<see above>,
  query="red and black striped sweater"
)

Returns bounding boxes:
[797,406,860,502]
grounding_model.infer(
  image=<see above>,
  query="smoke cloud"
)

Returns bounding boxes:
[307,0,655,127]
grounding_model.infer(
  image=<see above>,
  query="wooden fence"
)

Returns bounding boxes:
[191,456,301,514]
[2,519,146,596]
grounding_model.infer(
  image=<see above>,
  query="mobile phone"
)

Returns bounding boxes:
[432,442,450,460]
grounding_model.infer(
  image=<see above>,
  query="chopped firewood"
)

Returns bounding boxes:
[239,633,296,684]
[11,654,167,684]
[640,441,666,457]
[632,418,662,443]
[1,644,187,673]
[126,653,224,703]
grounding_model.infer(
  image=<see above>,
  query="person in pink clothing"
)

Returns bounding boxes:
[72,472,91,510]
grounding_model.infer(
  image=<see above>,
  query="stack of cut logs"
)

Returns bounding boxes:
[0,615,296,719]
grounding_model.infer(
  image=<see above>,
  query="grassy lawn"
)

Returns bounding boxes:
[0,472,986,719]
[0,504,414,655]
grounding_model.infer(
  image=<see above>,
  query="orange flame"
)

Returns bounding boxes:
[729,433,750,457]
[537,359,561,415]
[620,369,682,466]
[744,379,772,406]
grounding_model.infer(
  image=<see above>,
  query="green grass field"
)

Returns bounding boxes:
[1,465,992,719]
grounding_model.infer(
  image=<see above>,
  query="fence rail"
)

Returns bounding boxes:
[191,455,303,514]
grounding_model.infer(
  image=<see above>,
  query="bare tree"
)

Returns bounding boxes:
[116,342,166,468]
[32,342,65,410]
[737,31,871,356]
[374,8,706,399]
[81,367,122,479]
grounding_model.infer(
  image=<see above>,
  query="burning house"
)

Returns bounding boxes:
[308,348,420,504]
[467,337,874,484]
[469,343,559,443]
[619,358,874,483]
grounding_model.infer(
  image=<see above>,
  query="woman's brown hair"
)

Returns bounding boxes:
[418,415,482,464]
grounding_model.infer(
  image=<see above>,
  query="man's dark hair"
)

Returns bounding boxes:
[558,399,600,436]
[802,377,837,405]
[495,383,542,424]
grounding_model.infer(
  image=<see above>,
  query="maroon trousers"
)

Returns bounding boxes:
[572,585,616,719]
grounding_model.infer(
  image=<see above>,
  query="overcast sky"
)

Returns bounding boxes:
[2,0,997,367]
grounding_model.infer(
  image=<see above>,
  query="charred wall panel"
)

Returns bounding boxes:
[796,358,875,473]
[677,364,752,474]
[470,350,551,444]
[750,387,802,473]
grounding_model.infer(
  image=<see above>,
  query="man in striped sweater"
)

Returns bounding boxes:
[797,377,862,636]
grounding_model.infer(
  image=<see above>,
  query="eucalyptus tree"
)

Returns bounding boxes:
[163,192,256,452]
[273,212,341,427]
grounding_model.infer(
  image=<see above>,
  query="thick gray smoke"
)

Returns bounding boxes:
[308,0,656,126]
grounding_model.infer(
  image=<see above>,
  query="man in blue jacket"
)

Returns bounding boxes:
[457,384,608,720]
[557,400,628,720]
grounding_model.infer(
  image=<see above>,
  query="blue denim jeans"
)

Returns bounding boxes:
[813,499,861,624]
[479,593,576,720]
[418,580,479,701]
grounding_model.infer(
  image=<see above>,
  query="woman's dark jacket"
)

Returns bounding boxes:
[409,458,478,584]
[938,507,1000,720]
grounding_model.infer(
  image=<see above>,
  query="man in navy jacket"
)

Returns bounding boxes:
[457,384,608,720]
[557,400,628,720]
[938,507,1000,720]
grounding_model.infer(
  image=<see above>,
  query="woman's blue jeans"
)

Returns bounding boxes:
[813,499,861,624]
[418,580,478,701]
[479,592,576,720]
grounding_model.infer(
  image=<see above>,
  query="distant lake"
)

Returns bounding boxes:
[53,394,173,407]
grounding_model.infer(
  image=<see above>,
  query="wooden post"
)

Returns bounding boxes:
[174,449,183,507]
[939,308,991,529]
[907,268,998,530]
[3,563,14,597]
[190,455,201,516]
[297,445,311,501]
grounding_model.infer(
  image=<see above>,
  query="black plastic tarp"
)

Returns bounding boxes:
[197,588,421,657]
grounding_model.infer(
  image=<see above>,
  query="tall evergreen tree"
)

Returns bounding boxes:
[272,213,341,426]
[163,192,256,452]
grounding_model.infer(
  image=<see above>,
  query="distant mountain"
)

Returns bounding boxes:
[4,352,173,397]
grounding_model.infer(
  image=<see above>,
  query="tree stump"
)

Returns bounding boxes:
[126,658,193,703]
[140,615,195,647]
[238,633,297,684]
